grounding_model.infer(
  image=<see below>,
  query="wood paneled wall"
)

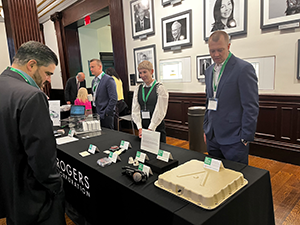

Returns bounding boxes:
[46,0,299,165]
[128,91,300,165]
[2,0,40,63]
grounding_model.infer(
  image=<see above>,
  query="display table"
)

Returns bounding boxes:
[56,128,275,225]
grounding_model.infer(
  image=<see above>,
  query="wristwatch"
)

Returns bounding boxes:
[241,139,248,145]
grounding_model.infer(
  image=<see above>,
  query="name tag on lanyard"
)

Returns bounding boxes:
[141,110,151,119]
[208,98,218,111]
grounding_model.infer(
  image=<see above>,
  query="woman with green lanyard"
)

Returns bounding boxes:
[132,60,169,143]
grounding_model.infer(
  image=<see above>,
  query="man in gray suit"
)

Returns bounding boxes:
[203,31,259,164]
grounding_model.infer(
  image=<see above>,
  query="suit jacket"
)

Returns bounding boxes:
[64,76,86,104]
[0,69,64,224]
[203,54,259,145]
[135,17,150,32]
[92,73,117,119]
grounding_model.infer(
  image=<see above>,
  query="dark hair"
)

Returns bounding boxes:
[90,58,102,67]
[13,41,58,67]
[105,67,120,80]
[211,0,235,31]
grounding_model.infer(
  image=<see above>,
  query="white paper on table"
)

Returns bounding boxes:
[140,129,160,154]
[56,136,79,145]
[49,100,61,126]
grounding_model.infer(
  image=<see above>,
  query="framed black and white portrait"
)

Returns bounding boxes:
[204,0,247,40]
[261,0,300,29]
[130,0,155,39]
[196,55,213,83]
[133,45,157,83]
[161,10,192,50]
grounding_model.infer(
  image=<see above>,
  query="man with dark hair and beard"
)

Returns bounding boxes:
[0,41,66,225]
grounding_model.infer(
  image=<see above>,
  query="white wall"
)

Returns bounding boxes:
[78,28,99,88]
[79,16,113,88]
[123,0,300,95]
[0,22,10,73]
[0,19,63,89]
[43,20,63,89]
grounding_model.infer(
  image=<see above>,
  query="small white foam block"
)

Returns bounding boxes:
[155,159,248,210]
[79,151,90,157]
[95,120,101,130]
[82,121,88,131]
[56,136,78,145]
[90,121,95,130]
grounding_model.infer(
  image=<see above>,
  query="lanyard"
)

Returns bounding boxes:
[8,67,39,89]
[93,72,104,92]
[213,52,232,92]
[10,67,30,84]
[142,80,156,108]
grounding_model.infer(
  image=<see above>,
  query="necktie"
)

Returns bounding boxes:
[77,82,80,90]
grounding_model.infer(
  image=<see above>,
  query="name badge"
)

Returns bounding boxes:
[141,110,150,119]
[208,98,218,111]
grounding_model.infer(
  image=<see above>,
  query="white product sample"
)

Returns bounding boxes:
[155,159,248,210]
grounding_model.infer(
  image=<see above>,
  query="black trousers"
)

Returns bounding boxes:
[101,115,114,129]
[6,191,66,225]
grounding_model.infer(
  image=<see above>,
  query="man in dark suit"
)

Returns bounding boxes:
[90,59,117,129]
[135,5,150,32]
[64,72,86,104]
[0,41,65,224]
[203,31,259,165]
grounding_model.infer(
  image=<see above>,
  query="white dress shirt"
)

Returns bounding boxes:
[132,80,169,131]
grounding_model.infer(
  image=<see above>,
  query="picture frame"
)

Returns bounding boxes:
[133,44,157,83]
[162,0,172,6]
[161,9,192,50]
[130,0,155,39]
[196,55,213,83]
[162,0,181,6]
[261,0,300,29]
[203,0,247,41]
[298,39,300,80]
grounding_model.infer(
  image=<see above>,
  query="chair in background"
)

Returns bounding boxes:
[118,114,135,134]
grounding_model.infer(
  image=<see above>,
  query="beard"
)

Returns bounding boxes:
[32,69,43,89]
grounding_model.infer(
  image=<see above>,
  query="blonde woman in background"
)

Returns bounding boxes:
[74,87,92,114]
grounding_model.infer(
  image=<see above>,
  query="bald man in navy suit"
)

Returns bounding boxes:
[203,31,259,165]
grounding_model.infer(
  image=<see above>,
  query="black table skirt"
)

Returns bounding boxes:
[56,128,275,225]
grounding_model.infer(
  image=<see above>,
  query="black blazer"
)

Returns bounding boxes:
[0,68,64,223]
[64,76,86,104]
